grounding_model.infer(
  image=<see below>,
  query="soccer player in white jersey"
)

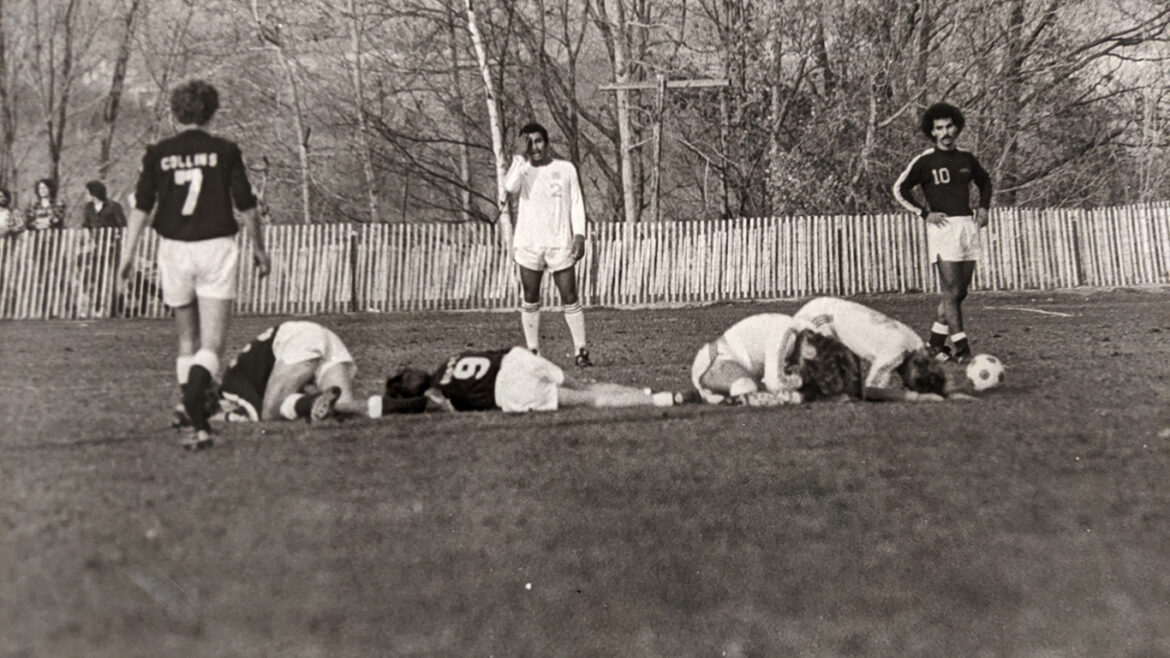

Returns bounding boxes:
[794,297,947,402]
[689,314,812,405]
[503,122,592,366]
[893,102,993,363]
[384,347,676,413]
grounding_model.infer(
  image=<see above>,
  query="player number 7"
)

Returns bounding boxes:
[174,168,203,216]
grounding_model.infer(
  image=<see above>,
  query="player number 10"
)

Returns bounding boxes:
[174,168,204,215]
[930,168,951,185]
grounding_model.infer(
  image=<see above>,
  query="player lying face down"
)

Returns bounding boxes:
[794,296,950,402]
[789,329,948,402]
[689,313,814,405]
[176,321,427,427]
[384,346,677,413]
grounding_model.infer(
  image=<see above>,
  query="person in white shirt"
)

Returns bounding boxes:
[690,313,812,405]
[503,122,592,367]
[794,297,947,401]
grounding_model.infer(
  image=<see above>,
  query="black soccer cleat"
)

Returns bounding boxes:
[929,345,953,362]
[575,347,593,368]
[951,348,972,365]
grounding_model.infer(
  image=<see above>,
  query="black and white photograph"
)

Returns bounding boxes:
[1,0,1168,655]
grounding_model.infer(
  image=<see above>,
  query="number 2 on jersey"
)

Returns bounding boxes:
[452,356,491,380]
[174,168,203,215]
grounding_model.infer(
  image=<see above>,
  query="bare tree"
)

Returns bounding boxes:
[250,0,313,224]
[98,0,141,180]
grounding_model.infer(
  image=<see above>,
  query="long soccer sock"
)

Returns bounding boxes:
[280,393,315,420]
[950,332,971,356]
[563,301,587,351]
[182,362,214,431]
[520,301,541,353]
[370,395,428,417]
[928,322,949,350]
[176,355,194,385]
[191,348,220,380]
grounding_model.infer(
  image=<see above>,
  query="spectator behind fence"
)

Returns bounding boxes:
[79,180,127,317]
[82,180,127,229]
[24,178,66,230]
[0,187,19,236]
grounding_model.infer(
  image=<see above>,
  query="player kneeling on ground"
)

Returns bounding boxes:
[689,313,814,405]
[176,321,426,437]
[794,296,949,402]
[384,346,677,413]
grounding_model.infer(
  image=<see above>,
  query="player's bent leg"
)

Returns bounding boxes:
[698,359,757,398]
[260,360,319,420]
[317,361,365,416]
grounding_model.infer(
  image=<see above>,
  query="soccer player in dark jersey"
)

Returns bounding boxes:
[385,347,677,413]
[119,80,271,450]
[893,102,992,363]
[186,321,425,425]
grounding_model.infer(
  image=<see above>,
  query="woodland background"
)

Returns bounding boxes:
[0,0,1167,227]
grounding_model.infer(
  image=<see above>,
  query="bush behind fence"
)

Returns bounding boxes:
[1,204,1167,320]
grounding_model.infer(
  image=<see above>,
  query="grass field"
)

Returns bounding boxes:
[2,288,1169,657]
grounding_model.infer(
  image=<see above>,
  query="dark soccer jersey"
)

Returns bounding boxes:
[134,129,258,241]
[221,324,282,421]
[894,148,991,218]
[433,349,508,411]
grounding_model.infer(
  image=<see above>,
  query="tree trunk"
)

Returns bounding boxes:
[347,0,378,223]
[447,0,473,223]
[47,0,80,187]
[0,3,16,190]
[99,0,140,180]
[250,0,312,224]
[605,0,637,222]
[464,0,511,245]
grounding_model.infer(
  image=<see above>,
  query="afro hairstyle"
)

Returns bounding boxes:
[919,102,965,140]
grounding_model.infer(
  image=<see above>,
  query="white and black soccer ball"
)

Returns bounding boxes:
[965,353,1005,392]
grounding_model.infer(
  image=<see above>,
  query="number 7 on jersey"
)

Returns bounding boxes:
[174,168,203,215]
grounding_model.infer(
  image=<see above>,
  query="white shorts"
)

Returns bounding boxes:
[157,235,239,307]
[495,347,564,412]
[514,245,576,272]
[273,321,355,382]
[926,215,981,262]
[690,340,742,405]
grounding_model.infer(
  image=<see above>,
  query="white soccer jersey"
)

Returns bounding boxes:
[503,156,586,249]
[718,313,810,393]
[794,297,924,390]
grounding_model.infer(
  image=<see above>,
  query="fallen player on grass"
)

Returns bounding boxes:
[384,346,678,413]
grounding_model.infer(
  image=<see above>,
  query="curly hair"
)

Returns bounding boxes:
[519,122,549,143]
[386,367,432,398]
[794,330,863,401]
[897,351,947,396]
[919,102,965,140]
[34,178,57,201]
[171,80,220,126]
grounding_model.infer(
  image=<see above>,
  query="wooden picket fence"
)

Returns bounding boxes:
[0,203,1167,320]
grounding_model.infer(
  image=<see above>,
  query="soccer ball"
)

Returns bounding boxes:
[965,354,1005,392]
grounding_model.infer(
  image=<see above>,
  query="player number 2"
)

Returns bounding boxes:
[174,168,203,215]
[452,356,491,380]
[930,168,951,185]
